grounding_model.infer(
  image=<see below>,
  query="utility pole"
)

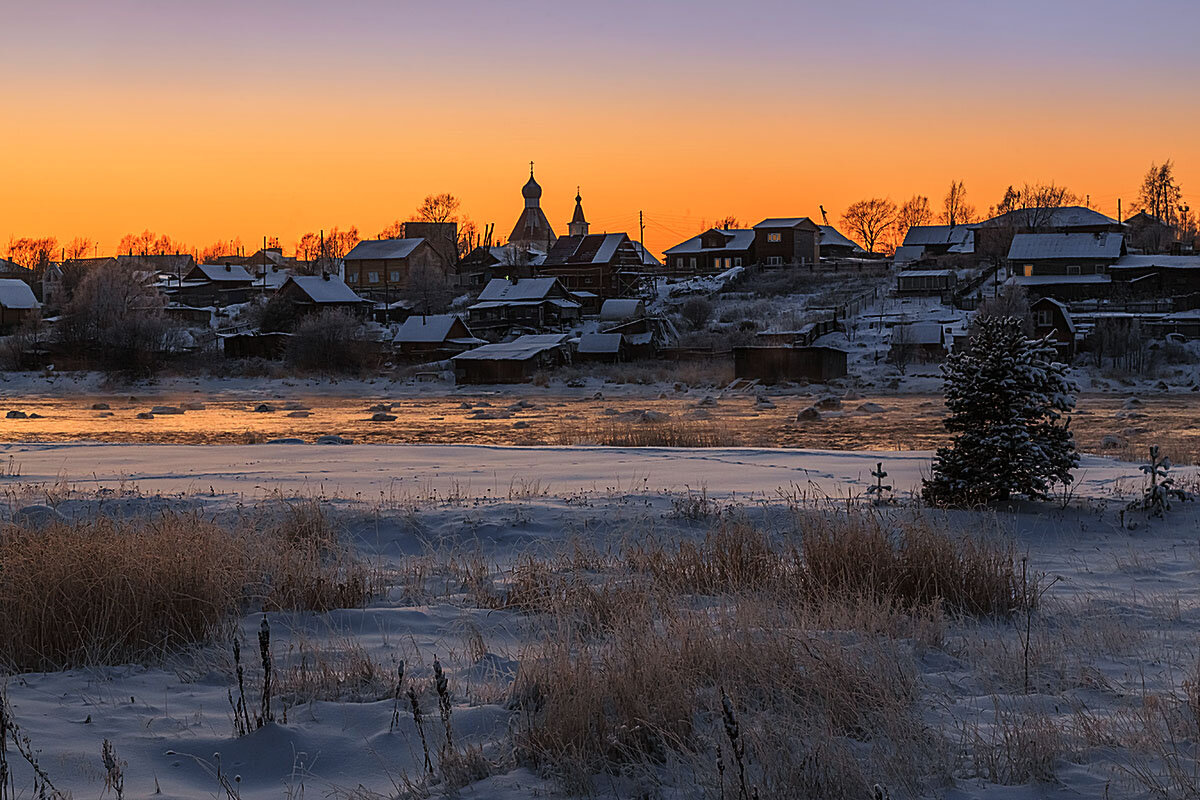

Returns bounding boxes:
[819,205,829,226]
[1117,199,1122,225]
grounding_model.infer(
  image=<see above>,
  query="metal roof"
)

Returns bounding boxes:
[664,229,756,255]
[191,263,254,282]
[284,275,367,303]
[477,277,566,302]
[1008,232,1123,261]
[344,238,426,261]
[818,226,865,252]
[452,333,567,362]
[394,314,469,343]
[577,332,623,353]
[753,217,817,229]
[0,278,39,309]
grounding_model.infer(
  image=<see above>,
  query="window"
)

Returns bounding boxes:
[734,257,742,267]
[1023,264,1033,277]
[390,271,401,282]
[767,256,783,266]
[766,232,782,243]
[346,273,357,283]
[367,271,379,283]
[1036,309,1052,327]
[689,257,697,269]
[1066,265,1081,275]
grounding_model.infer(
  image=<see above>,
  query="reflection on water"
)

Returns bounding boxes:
[0,393,1197,461]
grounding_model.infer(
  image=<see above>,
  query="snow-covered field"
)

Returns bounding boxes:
[2,443,1199,798]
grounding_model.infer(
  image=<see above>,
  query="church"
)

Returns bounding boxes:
[507,163,559,252]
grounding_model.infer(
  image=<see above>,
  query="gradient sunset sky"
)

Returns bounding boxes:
[3,0,1198,257]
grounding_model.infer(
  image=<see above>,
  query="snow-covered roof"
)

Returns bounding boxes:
[599,298,644,321]
[818,226,865,253]
[394,314,468,343]
[892,322,944,345]
[0,278,39,309]
[752,217,817,229]
[283,275,367,304]
[1008,232,1123,261]
[344,238,425,261]
[577,332,623,354]
[1111,254,1200,269]
[631,242,661,266]
[1012,274,1111,285]
[980,206,1120,229]
[892,245,926,265]
[485,245,547,267]
[901,225,971,247]
[254,266,292,290]
[192,263,254,282]
[898,269,956,277]
[1032,297,1076,334]
[476,277,565,303]
[452,333,568,362]
[664,229,756,255]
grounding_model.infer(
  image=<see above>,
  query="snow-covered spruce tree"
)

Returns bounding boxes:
[922,316,1078,506]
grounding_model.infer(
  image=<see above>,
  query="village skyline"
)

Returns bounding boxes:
[3,0,1198,256]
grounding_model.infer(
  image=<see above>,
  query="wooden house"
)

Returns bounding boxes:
[897,269,958,296]
[663,229,755,276]
[451,334,570,384]
[393,314,484,359]
[1030,296,1076,361]
[752,218,821,266]
[539,232,645,297]
[1008,232,1125,276]
[342,238,451,302]
[733,346,848,384]
[274,274,369,317]
[468,277,581,333]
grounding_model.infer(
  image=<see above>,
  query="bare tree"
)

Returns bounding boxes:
[63,236,94,260]
[377,220,406,239]
[416,194,462,224]
[403,262,455,315]
[841,198,898,253]
[6,237,57,273]
[713,215,740,230]
[59,259,174,374]
[117,230,184,256]
[895,195,933,249]
[1137,160,1184,226]
[972,284,1032,336]
[990,182,1078,229]
[941,180,976,226]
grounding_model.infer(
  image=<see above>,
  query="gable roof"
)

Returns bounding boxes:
[818,226,866,253]
[631,241,661,266]
[190,263,254,282]
[0,278,39,310]
[901,225,973,247]
[283,275,367,304]
[892,245,927,265]
[980,206,1120,230]
[477,277,566,302]
[452,333,568,362]
[664,229,756,255]
[394,314,470,343]
[1008,232,1124,261]
[344,238,427,261]
[752,217,819,230]
[544,233,632,266]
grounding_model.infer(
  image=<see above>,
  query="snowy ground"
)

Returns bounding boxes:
[2,443,1199,798]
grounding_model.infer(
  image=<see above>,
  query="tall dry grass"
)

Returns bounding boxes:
[500,510,1024,796]
[554,420,745,447]
[0,502,381,673]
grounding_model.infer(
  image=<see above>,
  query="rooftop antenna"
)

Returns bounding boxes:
[819,205,829,226]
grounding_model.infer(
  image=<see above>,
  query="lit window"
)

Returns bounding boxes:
[767,232,782,243]
[1023,264,1033,277]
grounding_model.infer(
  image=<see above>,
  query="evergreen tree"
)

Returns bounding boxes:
[922,316,1077,505]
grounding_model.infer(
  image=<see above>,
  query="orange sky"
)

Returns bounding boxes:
[3,1,1198,258]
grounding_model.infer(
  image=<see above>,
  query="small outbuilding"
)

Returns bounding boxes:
[889,322,947,363]
[0,278,40,331]
[451,333,571,384]
[732,346,848,384]
[576,332,626,362]
[393,314,484,359]
[1031,296,1076,361]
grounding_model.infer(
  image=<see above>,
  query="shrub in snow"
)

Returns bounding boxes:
[1125,445,1192,518]
[922,316,1077,506]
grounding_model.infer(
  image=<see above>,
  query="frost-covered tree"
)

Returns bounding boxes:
[922,316,1077,506]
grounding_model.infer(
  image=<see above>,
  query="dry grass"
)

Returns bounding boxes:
[0,502,382,672]
[554,419,745,447]
[498,510,1028,795]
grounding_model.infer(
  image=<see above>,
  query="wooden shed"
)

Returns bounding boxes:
[732,346,848,384]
